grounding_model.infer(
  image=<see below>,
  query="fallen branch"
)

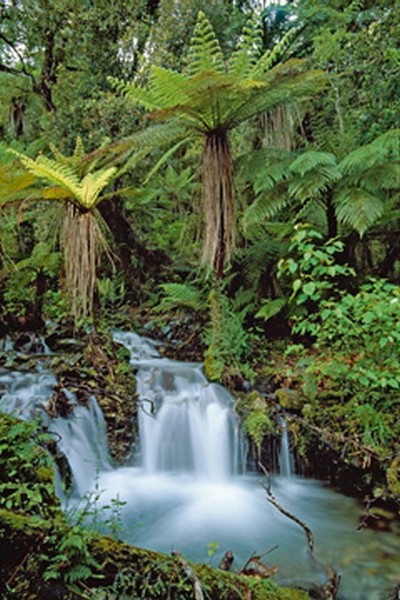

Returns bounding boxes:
[258,462,340,600]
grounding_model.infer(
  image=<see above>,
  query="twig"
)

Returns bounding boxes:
[258,461,340,599]
[172,550,205,600]
[258,461,315,553]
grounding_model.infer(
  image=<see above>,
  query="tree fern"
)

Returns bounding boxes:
[114,11,326,277]
[8,143,118,323]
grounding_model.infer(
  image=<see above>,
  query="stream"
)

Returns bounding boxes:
[1,331,399,599]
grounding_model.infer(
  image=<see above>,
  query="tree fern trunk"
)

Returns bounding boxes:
[326,190,338,239]
[61,203,111,325]
[202,130,234,279]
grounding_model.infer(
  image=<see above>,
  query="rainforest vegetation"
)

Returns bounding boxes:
[0,0,399,598]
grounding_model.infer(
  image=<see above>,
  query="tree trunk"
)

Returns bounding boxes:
[202,130,235,279]
[326,190,338,239]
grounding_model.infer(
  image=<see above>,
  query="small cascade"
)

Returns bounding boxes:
[0,367,111,496]
[278,416,295,477]
[113,331,245,480]
[2,332,400,598]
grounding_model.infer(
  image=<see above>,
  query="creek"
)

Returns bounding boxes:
[0,331,399,599]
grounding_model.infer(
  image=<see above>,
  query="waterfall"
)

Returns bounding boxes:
[278,416,294,477]
[0,366,111,496]
[2,333,400,598]
[113,331,245,479]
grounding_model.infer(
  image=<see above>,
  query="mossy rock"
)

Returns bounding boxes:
[275,388,303,411]
[0,510,310,600]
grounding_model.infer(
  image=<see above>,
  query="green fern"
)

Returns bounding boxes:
[334,187,384,236]
[186,11,225,75]
[113,11,325,276]
[255,298,286,322]
[252,27,298,76]
[229,14,263,77]
[156,282,207,312]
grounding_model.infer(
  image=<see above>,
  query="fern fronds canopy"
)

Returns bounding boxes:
[243,129,400,239]
[116,11,326,277]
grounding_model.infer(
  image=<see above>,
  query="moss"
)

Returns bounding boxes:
[275,388,303,411]
[0,510,310,600]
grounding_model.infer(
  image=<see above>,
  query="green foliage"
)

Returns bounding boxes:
[282,276,400,475]
[0,414,59,519]
[243,129,400,240]
[243,411,274,452]
[203,287,251,382]
[156,282,208,313]
[277,224,355,333]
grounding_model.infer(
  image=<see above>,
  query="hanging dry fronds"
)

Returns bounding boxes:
[61,202,113,323]
[202,131,235,278]
[260,104,299,151]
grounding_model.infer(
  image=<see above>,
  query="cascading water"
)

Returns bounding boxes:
[1,332,400,599]
[113,331,245,479]
[278,416,294,478]
[0,364,111,496]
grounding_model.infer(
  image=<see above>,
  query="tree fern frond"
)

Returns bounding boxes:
[339,130,400,174]
[226,64,326,127]
[0,165,36,206]
[243,184,290,231]
[251,28,298,77]
[73,136,85,161]
[334,187,384,236]
[9,151,82,201]
[229,14,263,77]
[148,66,190,108]
[187,11,225,76]
[354,162,400,192]
[370,128,400,155]
[81,167,117,208]
[288,151,338,176]
[288,167,339,201]
[254,157,292,194]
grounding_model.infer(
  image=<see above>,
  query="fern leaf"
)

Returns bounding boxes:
[255,298,286,321]
[288,166,340,201]
[243,184,290,230]
[339,130,400,175]
[73,136,85,161]
[229,14,263,77]
[187,11,225,76]
[81,167,117,208]
[156,283,206,312]
[251,28,298,77]
[227,63,326,127]
[9,151,82,201]
[334,187,384,236]
[148,66,189,108]
[288,151,337,176]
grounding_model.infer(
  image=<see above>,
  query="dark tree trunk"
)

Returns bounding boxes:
[326,190,338,239]
[98,197,170,296]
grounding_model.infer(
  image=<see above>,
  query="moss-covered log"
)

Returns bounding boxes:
[0,510,309,600]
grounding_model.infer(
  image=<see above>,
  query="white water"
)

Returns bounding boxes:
[0,366,111,496]
[1,333,400,599]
